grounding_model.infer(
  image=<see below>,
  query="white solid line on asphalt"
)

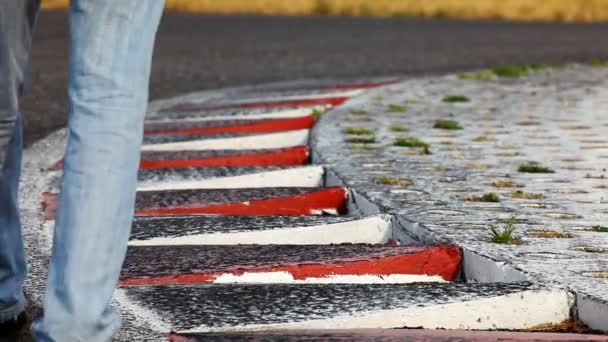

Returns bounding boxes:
[141,129,310,152]
[136,166,325,191]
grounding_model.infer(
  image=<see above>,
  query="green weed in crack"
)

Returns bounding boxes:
[489,216,522,244]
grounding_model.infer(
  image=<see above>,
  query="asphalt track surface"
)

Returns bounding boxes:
[22,10,608,146]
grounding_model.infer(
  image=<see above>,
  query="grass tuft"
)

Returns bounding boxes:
[386,104,407,113]
[442,95,470,103]
[343,127,374,135]
[492,65,530,78]
[528,63,552,70]
[481,192,500,202]
[389,125,409,132]
[311,108,325,118]
[592,225,608,233]
[377,176,412,186]
[518,162,555,173]
[489,216,522,244]
[394,137,431,154]
[350,110,368,116]
[587,58,607,67]
[433,120,463,130]
[459,70,495,81]
[394,137,429,148]
[466,192,500,202]
[345,136,375,144]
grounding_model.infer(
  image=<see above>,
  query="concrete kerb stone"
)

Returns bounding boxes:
[311,64,608,331]
[119,244,461,285]
[128,215,396,246]
[20,79,398,340]
[122,282,571,333]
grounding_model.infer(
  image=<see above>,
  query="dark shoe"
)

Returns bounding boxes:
[0,312,27,336]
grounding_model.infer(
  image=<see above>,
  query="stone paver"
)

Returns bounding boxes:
[312,64,608,331]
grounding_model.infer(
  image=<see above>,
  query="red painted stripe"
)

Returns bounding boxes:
[121,273,215,286]
[135,187,347,217]
[319,80,400,91]
[42,187,346,220]
[167,97,348,112]
[145,116,315,135]
[48,159,63,171]
[41,192,58,221]
[119,246,461,286]
[52,146,310,171]
[139,146,309,169]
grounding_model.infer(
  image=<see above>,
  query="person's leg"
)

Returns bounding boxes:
[0,0,39,326]
[32,0,164,340]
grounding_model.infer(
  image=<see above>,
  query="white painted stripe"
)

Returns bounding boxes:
[180,289,571,333]
[137,166,324,191]
[145,107,317,124]
[181,89,363,105]
[114,289,172,333]
[128,215,392,246]
[211,272,446,284]
[141,130,309,152]
[218,89,364,105]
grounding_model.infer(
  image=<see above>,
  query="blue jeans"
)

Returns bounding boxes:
[0,1,164,340]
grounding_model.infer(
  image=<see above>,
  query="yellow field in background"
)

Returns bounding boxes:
[41,0,608,22]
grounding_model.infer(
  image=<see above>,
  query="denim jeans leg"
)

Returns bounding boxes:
[31,0,164,341]
[0,0,39,322]
[0,113,25,322]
